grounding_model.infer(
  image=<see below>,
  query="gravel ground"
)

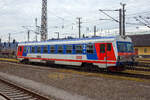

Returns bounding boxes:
[0,62,149,100]
[0,96,6,100]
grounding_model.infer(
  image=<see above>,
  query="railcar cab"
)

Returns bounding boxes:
[94,42,117,70]
[116,36,135,70]
[95,43,116,61]
[17,46,24,57]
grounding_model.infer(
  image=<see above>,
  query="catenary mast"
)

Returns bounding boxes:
[41,0,48,41]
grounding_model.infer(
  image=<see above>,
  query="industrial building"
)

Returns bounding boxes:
[0,40,18,57]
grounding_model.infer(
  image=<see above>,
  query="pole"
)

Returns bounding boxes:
[120,3,126,36]
[35,18,38,41]
[57,32,59,39]
[122,4,126,36]
[119,9,122,36]
[94,26,97,37]
[77,17,82,38]
[27,30,30,42]
[8,33,11,42]
[55,32,59,39]
[36,35,38,41]
[58,32,59,39]
[35,18,38,28]
[41,0,48,41]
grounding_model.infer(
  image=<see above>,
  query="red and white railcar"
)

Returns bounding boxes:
[17,36,135,71]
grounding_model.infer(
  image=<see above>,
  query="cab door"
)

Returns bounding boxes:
[17,46,24,56]
[99,43,115,67]
[95,43,116,68]
[99,43,106,60]
[106,43,116,61]
[99,43,107,67]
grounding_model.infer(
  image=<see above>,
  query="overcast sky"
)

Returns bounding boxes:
[0,0,150,42]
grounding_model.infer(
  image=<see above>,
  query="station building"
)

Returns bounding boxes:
[129,34,150,58]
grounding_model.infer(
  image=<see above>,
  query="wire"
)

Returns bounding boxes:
[134,17,150,28]
[99,9,119,23]
[48,10,72,21]
[126,11,150,16]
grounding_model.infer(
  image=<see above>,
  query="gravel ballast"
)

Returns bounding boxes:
[0,72,91,100]
[0,62,149,100]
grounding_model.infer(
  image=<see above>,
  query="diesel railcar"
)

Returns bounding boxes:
[17,36,135,71]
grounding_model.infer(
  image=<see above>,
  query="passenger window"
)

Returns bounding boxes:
[50,46,55,53]
[66,45,72,54]
[75,45,83,54]
[19,47,22,52]
[58,45,63,54]
[31,46,35,53]
[43,46,48,53]
[27,47,30,53]
[107,44,111,51]
[87,44,94,54]
[100,44,105,53]
[24,47,27,53]
[37,46,41,53]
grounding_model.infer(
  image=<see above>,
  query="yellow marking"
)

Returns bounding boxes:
[137,58,150,61]
[134,66,150,69]
[59,69,150,83]
[124,70,150,75]
[138,61,150,64]
[48,72,72,80]
[0,58,19,62]
[136,58,150,63]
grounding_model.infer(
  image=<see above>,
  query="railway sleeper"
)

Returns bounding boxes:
[12,96,33,100]
[3,92,25,95]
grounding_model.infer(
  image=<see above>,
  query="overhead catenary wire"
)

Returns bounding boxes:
[134,17,150,28]
[99,9,119,23]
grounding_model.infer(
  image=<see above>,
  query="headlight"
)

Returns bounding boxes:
[118,56,121,61]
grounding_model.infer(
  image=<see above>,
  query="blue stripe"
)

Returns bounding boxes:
[22,43,98,60]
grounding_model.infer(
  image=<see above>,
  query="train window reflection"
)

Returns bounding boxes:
[75,45,83,54]
[117,42,133,52]
[100,44,105,53]
[127,43,133,52]
[87,44,94,54]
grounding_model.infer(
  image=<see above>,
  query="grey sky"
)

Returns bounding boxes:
[0,0,150,42]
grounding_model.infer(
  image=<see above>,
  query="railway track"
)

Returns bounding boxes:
[1,58,150,71]
[126,66,150,71]
[0,59,150,80]
[108,71,150,80]
[0,78,49,100]
[30,63,150,80]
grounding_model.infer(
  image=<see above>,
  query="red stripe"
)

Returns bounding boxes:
[17,56,116,64]
[118,52,135,56]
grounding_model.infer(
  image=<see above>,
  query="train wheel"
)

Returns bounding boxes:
[81,63,93,72]
[22,59,29,64]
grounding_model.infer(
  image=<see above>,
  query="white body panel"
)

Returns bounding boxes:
[55,61,82,66]
[17,36,132,69]
[27,54,87,60]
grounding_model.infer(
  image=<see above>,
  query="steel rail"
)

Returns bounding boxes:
[0,78,50,100]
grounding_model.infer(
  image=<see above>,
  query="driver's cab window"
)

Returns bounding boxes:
[100,44,105,53]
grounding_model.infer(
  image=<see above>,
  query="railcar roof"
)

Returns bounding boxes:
[19,35,132,46]
[19,36,116,44]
